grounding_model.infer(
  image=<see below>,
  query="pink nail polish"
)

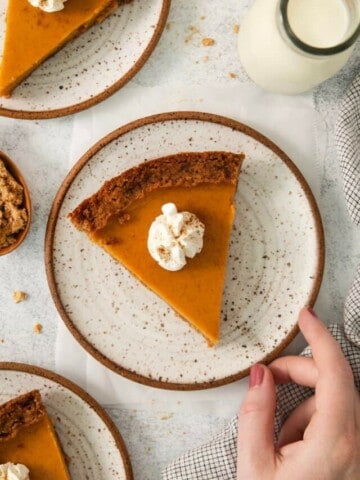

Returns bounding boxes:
[249,364,264,388]
[306,306,318,318]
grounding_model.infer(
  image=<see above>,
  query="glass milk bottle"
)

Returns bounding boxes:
[238,0,360,94]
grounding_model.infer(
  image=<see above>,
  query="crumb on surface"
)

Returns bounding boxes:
[228,72,238,78]
[203,55,209,62]
[160,413,174,420]
[201,37,215,46]
[33,323,43,334]
[200,15,206,20]
[233,24,240,34]
[12,290,28,303]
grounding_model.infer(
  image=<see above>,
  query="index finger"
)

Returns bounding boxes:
[298,308,355,426]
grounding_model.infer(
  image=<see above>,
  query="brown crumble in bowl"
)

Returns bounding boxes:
[0,160,28,249]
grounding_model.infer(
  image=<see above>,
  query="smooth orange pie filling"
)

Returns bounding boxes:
[0,390,71,479]
[0,0,120,97]
[69,151,244,345]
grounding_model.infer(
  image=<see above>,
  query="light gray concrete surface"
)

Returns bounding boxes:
[0,1,359,479]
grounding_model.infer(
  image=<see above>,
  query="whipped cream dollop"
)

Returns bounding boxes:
[147,203,205,271]
[28,0,67,12]
[0,463,30,480]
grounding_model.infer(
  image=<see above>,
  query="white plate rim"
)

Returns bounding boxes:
[45,111,325,390]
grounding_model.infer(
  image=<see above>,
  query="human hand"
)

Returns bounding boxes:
[237,307,360,480]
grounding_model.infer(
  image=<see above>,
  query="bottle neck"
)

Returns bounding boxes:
[277,0,360,57]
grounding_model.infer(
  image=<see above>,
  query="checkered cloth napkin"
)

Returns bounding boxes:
[162,74,360,480]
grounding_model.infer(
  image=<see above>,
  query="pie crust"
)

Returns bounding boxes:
[70,151,243,232]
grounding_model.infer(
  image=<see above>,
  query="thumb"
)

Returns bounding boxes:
[237,364,276,479]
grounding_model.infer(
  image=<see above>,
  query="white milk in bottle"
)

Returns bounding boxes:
[238,0,360,94]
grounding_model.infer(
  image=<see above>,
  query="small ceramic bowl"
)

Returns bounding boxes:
[0,151,32,256]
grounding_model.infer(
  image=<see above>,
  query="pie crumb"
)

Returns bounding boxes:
[233,24,240,34]
[201,37,215,46]
[160,413,174,420]
[228,72,238,78]
[33,323,43,334]
[12,290,28,303]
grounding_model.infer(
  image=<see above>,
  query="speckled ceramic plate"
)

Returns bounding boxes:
[0,363,133,479]
[45,112,324,390]
[0,0,170,119]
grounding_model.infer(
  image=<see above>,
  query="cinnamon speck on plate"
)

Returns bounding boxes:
[185,25,200,44]
[201,37,215,46]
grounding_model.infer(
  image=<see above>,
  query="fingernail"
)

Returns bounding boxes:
[249,364,264,388]
[306,306,318,318]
